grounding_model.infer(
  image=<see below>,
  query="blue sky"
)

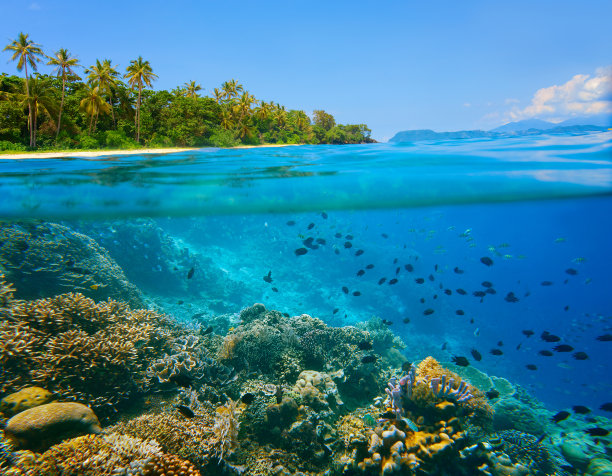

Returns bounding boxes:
[2,0,611,140]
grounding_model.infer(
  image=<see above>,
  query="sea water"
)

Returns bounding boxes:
[1,131,611,416]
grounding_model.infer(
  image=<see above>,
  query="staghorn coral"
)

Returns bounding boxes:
[0,284,179,418]
[0,222,143,307]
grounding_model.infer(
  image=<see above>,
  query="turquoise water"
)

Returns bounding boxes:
[1,131,612,472]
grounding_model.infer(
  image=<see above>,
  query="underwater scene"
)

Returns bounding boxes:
[1,132,612,476]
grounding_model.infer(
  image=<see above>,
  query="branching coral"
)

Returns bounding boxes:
[0,283,179,418]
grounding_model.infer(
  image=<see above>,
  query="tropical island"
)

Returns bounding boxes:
[0,33,374,153]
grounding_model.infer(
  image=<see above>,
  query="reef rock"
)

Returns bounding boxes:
[0,222,143,307]
[5,402,101,450]
[493,397,546,435]
[0,386,52,417]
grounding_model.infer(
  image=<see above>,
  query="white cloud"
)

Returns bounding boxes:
[507,66,612,122]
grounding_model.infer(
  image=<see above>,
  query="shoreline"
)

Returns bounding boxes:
[0,143,300,160]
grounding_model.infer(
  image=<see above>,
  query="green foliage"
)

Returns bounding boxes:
[0,46,375,150]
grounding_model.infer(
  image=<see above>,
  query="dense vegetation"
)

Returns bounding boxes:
[0,33,374,151]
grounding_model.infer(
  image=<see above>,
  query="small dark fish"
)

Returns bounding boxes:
[366,264,374,269]
[381,233,389,238]
[272,287,279,292]
[452,356,470,367]
[441,342,448,350]
[295,247,308,256]
[344,241,353,248]
[599,403,612,412]
[241,393,256,404]
[473,291,486,298]
[175,404,195,418]
[596,334,612,342]
[541,281,554,286]
[522,329,534,338]
[564,305,570,311]
[353,291,361,296]
[356,269,365,277]
[263,271,273,283]
[541,332,561,342]
[177,300,184,305]
[201,325,214,335]
[415,278,425,284]
[428,274,435,281]
[402,317,410,324]
[485,288,496,295]
[187,267,195,279]
[395,267,400,275]
[497,341,504,347]
[316,238,326,245]
[470,348,482,361]
[358,340,373,350]
[333,308,339,314]
[303,237,317,249]
[538,350,554,357]
[334,249,340,255]
[283,312,290,317]
[401,361,413,372]
[355,249,364,256]
[321,212,328,219]
[286,220,296,226]
[456,310,465,315]
[573,351,589,360]
[378,278,387,285]
[393,258,398,264]
[553,344,574,352]
[434,264,438,271]
[405,264,414,272]
[470,318,475,324]
[382,319,393,326]
[552,411,571,423]
[572,405,591,414]
[345,234,354,240]
[361,355,377,364]
[490,349,503,356]
[481,281,493,288]
[420,298,426,303]
[454,267,464,274]
[516,343,522,350]
[423,308,434,316]
[444,289,452,295]
[388,278,398,285]
[525,364,538,370]
[565,268,578,275]
[334,232,342,238]
[504,292,519,303]
[307,222,315,230]
[485,389,500,400]
[456,288,467,295]
[585,428,609,437]
[480,257,494,266]
[342,286,349,294]
[433,294,438,299]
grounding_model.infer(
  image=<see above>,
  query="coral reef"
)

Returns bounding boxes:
[5,402,101,451]
[0,387,52,417]
[0,222,143,307]
[293,370,345,411]
[0,281,180,418]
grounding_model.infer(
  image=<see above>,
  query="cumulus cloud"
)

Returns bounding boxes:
[507,66,612,122]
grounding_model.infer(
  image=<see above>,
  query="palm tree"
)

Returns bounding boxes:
[16,76,57,148]
[124,56,157,142]
[255,100,272,122]
[235,91,256,124]
[79,85,111,134]
[86,59,120,127]
[212,87,224,104]
[184,80,202,99]
[221,79,243,100]
[47,48,80,139]
[3,33,45,147]
[220,109,234,130]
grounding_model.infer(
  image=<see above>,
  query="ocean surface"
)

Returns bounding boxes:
[1,131,612,473]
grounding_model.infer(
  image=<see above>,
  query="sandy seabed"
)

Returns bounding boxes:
[0,143,299,160]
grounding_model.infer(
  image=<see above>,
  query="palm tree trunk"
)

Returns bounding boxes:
[56,73,66,139]
[24,62,33,147]
[32,105,37,148]
[109,92,116,128]
[137,81,142,143]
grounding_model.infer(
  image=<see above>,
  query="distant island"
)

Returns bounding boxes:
[1,32,374,153]
[389,116,611,143]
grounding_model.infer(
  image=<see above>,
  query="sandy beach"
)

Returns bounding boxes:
[0,143,300,160]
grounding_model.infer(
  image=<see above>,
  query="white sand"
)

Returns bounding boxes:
[0,143,300,160]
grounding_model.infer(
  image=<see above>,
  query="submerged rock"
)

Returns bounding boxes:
[5,402,101,451]
[0,386,52,417]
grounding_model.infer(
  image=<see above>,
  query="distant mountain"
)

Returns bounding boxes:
[555,114,611,128]
[389,122,609,143]
[490,119,556,133]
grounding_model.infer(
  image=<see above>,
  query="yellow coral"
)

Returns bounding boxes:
[0,386,52,417]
